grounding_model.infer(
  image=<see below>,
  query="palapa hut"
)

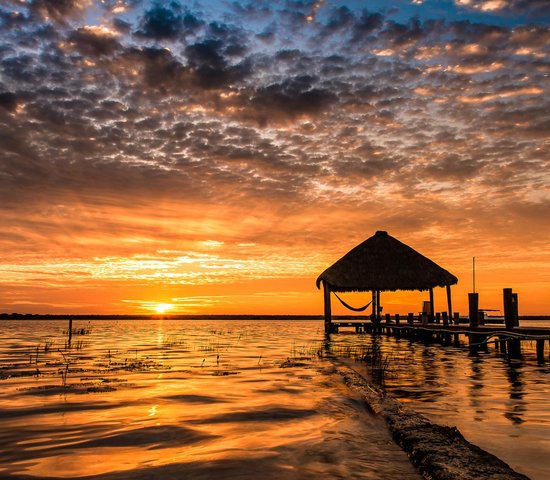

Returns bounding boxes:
[316,231,458,333]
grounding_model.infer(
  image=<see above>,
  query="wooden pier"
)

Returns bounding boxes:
[329,317,550,363]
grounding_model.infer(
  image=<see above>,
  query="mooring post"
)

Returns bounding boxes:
[395,313,400,325]
[503,288,514,329]
[468,293,479,328]
[435,312,441,324]
[442,311,448,326]
[323,280,332,335]
[407,312,414,324]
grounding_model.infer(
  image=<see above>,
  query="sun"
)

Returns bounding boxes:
[155,303,173,314]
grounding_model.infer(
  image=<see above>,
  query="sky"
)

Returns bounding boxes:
[0,0,548,316]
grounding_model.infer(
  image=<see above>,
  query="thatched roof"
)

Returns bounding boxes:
[316,231,458,292]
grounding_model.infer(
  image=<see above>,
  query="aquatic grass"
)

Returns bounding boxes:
[331,338,398,385]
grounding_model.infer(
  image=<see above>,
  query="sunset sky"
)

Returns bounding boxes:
[1,0,548,316]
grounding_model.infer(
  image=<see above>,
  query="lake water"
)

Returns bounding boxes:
[0,319,419,480]
[0,319,548,479]
[330,319,550,480]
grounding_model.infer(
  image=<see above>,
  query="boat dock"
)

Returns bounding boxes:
[330,317,550,363]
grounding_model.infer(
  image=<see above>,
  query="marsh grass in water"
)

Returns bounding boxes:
[331,338,397,385]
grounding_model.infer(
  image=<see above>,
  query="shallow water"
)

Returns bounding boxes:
[331,320,550,480]
[0,319,420,480]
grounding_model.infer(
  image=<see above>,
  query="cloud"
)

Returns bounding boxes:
[0,91,18,112]
[454,0,550,20]
[0,1,548,313]
[68,25,121,56]
[136,2,185,40]
[28,0,91,23]
[240,75,338,126]
[184,38,250,89]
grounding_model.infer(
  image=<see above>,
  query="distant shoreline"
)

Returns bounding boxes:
[1,313,549,321]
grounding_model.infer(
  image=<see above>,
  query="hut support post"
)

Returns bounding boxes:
[446,285,453,320]
[429,288,434,322]
[371,290,377,322]
[323,281,332,334]
[512,293,519,326]
[377,290,381,318]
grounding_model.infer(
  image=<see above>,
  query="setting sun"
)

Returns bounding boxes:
[154,303,173,314]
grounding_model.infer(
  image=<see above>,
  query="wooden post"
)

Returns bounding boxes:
[395,313,400,325]
[468,293,479,328]
[377,290,381,319]
[407,313,414,324]
[536,340,545,363]
[503,288,514,329]
[68,317,73,347]
[371,290,377,320]
[478,310,485,325]
[385,313,391,324]
[442,311,448,325]
[453,312,460,325]
[323,281,332,334]
[446,284,453,321]
[499,336,507,355]
[435,312,441,324]
[429,288,434,322]
[512,293,519,327]
[509,339,521,358]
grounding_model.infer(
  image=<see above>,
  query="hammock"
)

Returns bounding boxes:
[333,292,372,312]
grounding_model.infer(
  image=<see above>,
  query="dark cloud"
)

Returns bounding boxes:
[319,6,355,37]
[68,27,121,57]
[246,76,338,126]
[137,2,185,40]
[0,92,18,112]
[351,9,384,42]
[29,0,89,23]
[184,39,250,89]
[0,7,29,30]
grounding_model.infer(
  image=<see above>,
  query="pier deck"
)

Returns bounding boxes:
[329,320,550,362]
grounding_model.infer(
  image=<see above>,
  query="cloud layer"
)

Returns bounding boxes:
[0,0,548,314]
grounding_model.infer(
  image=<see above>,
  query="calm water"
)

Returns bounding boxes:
[330,319,550,480]
[0,319,419,480]
[0,319,548,479]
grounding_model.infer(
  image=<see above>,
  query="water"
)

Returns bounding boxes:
[0,319,420,480]
[1,320,548,479]
[331,320,550,480]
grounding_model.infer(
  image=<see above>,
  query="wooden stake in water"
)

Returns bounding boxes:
[68,317,73,347]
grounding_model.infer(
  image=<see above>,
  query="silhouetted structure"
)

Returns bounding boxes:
[316,230,458,333]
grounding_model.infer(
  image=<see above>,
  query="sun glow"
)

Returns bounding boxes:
[155,303,173,314]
